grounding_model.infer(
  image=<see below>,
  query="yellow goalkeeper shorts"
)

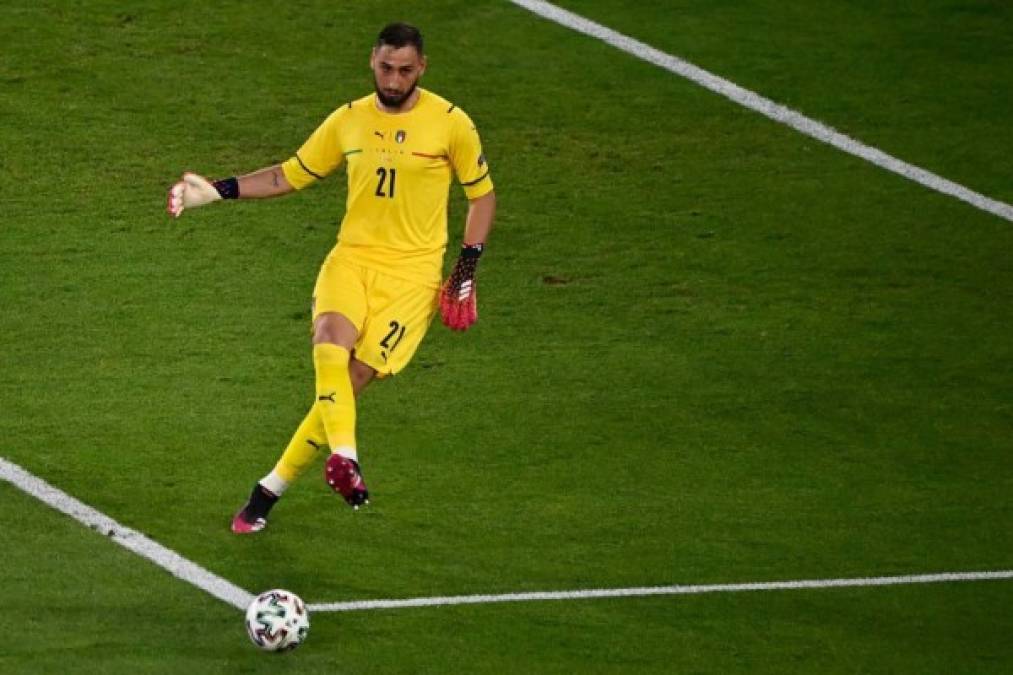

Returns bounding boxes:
[312,250,439,377]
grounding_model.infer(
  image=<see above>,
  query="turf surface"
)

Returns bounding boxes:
[2,1,1011,672]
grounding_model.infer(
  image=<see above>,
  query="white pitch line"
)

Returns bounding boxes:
[309,570,1013,612]
[3,456,1011,616]
[508,0,1013,224]
[0,456,254,611]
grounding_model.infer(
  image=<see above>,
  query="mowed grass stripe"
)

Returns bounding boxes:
[508,0,1013,222]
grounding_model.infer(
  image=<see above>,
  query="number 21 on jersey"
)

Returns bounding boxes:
[375,167,396,198]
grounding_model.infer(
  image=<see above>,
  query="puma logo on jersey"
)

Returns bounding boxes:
[374,130,385,139]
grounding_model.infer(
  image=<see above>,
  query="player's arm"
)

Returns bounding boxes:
[236,164,295,198]
[441,190,496,331]
[168,107,346,218]
[441,109,496,331]
[166,165,293,218]
[463,190,496,247]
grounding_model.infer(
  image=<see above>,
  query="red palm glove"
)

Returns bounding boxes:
[440,244,483,331]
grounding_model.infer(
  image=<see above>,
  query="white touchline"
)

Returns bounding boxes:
[5,456,1011,616]
[308,570,1013,612]
[508,0,1013,224]
[0,456,254,611]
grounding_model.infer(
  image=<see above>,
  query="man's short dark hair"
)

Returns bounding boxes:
[376,22,424,55]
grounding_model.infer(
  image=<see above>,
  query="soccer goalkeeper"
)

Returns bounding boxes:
[167,23,496,533]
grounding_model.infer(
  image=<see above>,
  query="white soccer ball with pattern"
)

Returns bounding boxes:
[245,589,310,651]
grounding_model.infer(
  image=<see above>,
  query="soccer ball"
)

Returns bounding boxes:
[245,589,310,652]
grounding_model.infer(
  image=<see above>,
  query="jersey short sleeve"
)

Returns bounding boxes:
[448,109,493,200]
[281,107,347,190]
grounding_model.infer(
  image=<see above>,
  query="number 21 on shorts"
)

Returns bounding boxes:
[379,320,406,362]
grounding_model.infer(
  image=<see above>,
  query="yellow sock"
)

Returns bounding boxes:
[312,343,357,453]
[272,403,327,484]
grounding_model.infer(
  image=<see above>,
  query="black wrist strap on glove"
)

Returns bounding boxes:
[449,244,483,286]
[213,177,240,200]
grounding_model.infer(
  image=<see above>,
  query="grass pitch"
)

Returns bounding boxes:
[2,1,1012,672]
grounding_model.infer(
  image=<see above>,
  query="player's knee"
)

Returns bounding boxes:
[312,312,358,348]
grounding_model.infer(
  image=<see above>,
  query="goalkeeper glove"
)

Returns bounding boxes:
[440,243,483,331]
[166,172,238,218]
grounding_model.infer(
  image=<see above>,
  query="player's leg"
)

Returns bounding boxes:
[311,310,359,456]
[318,353,377,508]
[349,356,377,394]
[231,255,370,532]
[230,402,327,533]
[314,275,435,513]
[314,310,372,508]
[263,356,374,494]
[232,361,376,533]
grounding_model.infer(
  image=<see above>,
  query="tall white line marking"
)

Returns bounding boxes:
[508,0,1013,223]
[309,570,1013,612]
[0,457,254,611]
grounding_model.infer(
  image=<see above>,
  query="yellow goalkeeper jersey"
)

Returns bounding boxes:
[281,88,493,288]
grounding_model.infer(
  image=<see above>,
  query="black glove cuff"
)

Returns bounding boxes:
[461,243,484,259]
[452,253,479,283]
[213,177,240,200]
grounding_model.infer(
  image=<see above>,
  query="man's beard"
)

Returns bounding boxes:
[374,76,418,109]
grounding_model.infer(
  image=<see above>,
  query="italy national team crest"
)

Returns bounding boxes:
[395,130,407,144]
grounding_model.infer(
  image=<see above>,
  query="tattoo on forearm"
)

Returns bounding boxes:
[271,170,280,188]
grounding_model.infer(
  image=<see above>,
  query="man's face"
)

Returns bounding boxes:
[370,44,426,109]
